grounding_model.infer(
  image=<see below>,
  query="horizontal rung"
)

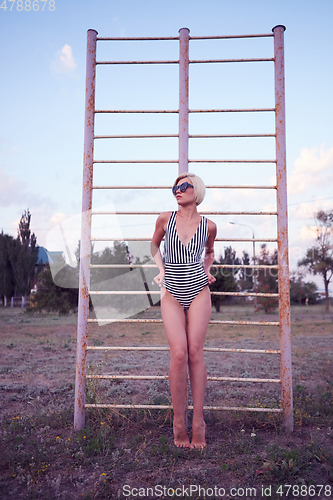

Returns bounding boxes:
[93,159,276,164]
[212,264,279,269]
[220,238,278,242]
[90,290,160,294]
[190,58,274,63]
[93,134,275,139]
[189,133,276,138]
[87,374,281,383]
[85,403,282,413]
[92,185,277,190]
[96,34,274,41]
[94,134,178,139]
[97,36,179,41]
[89,264,279,269]
[88,346,169,350]
[90,264,156,268]
[190,34,274,40]
[87,318,164,323]
[88,319,280,326]
[190,108,276,113]
[87,346,280,354]
[96,59,179,64]
[91,211,277,216]
[95,109,178,113]
[96,58,274,65]
[88,290,278,297]
[88,374,168,380]
[93,159,178,163]
[189,159,277,163]
[90,237,278,242]
[213,292,279,297]
[94,108,275,114]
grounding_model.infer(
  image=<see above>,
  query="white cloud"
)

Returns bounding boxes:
[49,212,71,226]
[288,146,333,195]
[289,197,333,222]
[51,44,77,74]
[299,225,319,241]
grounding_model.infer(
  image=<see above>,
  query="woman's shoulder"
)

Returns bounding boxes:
[205,218,217,237]
[157,211,173,222]
[156,211,173,230]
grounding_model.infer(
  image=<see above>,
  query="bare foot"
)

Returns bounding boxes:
[173,422,191,448]
[191,420,206,450]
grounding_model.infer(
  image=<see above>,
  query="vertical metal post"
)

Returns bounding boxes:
[273,25,293,432]
[252,229,258,310]
[178,28,190,175]
[179,27,190,429]
[74,29,98,431]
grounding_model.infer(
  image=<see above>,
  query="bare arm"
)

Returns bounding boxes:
[203,219,217,284]
[150,212,170,287]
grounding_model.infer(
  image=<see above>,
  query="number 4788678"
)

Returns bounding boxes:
[0,0,55,11]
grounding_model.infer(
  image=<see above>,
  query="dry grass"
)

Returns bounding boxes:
[0,304,332,499]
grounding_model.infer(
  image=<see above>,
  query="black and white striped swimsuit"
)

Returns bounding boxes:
[163,211,209,310]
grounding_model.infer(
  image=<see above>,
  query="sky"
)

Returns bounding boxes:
[1,0,333,292]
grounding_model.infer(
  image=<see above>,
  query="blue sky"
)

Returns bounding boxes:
[1,0,333,289]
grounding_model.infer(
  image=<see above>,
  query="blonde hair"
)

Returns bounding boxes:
[173,172,206,205]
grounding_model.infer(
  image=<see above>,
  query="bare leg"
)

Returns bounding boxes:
[161,288,190,448]
[187,286,211,449]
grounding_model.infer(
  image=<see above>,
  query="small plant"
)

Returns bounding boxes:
[92,338,104,347]
[294,382,333,427]
[152,435,170,455]
[264,445,305,481]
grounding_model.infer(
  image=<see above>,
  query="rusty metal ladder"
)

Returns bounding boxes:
[74,26,293,432]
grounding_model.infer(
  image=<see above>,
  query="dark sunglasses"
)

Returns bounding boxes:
[172,181,194,195]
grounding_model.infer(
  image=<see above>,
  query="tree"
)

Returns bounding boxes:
[298,210,333,313]
[255,244,278,313]
[12,210,39,305]
[289,269,318,305]
[31,264,78,315]
[209,246,240,312]
[0,211,38,307]
[0,233,19,306]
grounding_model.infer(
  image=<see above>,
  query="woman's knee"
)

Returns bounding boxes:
[170,347,188,366]
[188,345,204,365]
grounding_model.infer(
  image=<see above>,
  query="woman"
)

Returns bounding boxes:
[151,172,217,449]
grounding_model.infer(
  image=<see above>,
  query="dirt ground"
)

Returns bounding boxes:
[0,304,332,420]
[0,304,332,499]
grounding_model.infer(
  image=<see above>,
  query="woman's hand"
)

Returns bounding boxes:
[206,272,216,285]
[153,270,165,288]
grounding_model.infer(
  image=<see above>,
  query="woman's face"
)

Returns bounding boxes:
[173,177,195,205]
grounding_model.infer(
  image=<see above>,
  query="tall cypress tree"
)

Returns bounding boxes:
[13,210,39,305]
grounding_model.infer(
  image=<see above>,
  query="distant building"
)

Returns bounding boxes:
[37,247,64,266]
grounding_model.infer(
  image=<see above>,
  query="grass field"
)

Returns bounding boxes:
[0,304,332,499]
